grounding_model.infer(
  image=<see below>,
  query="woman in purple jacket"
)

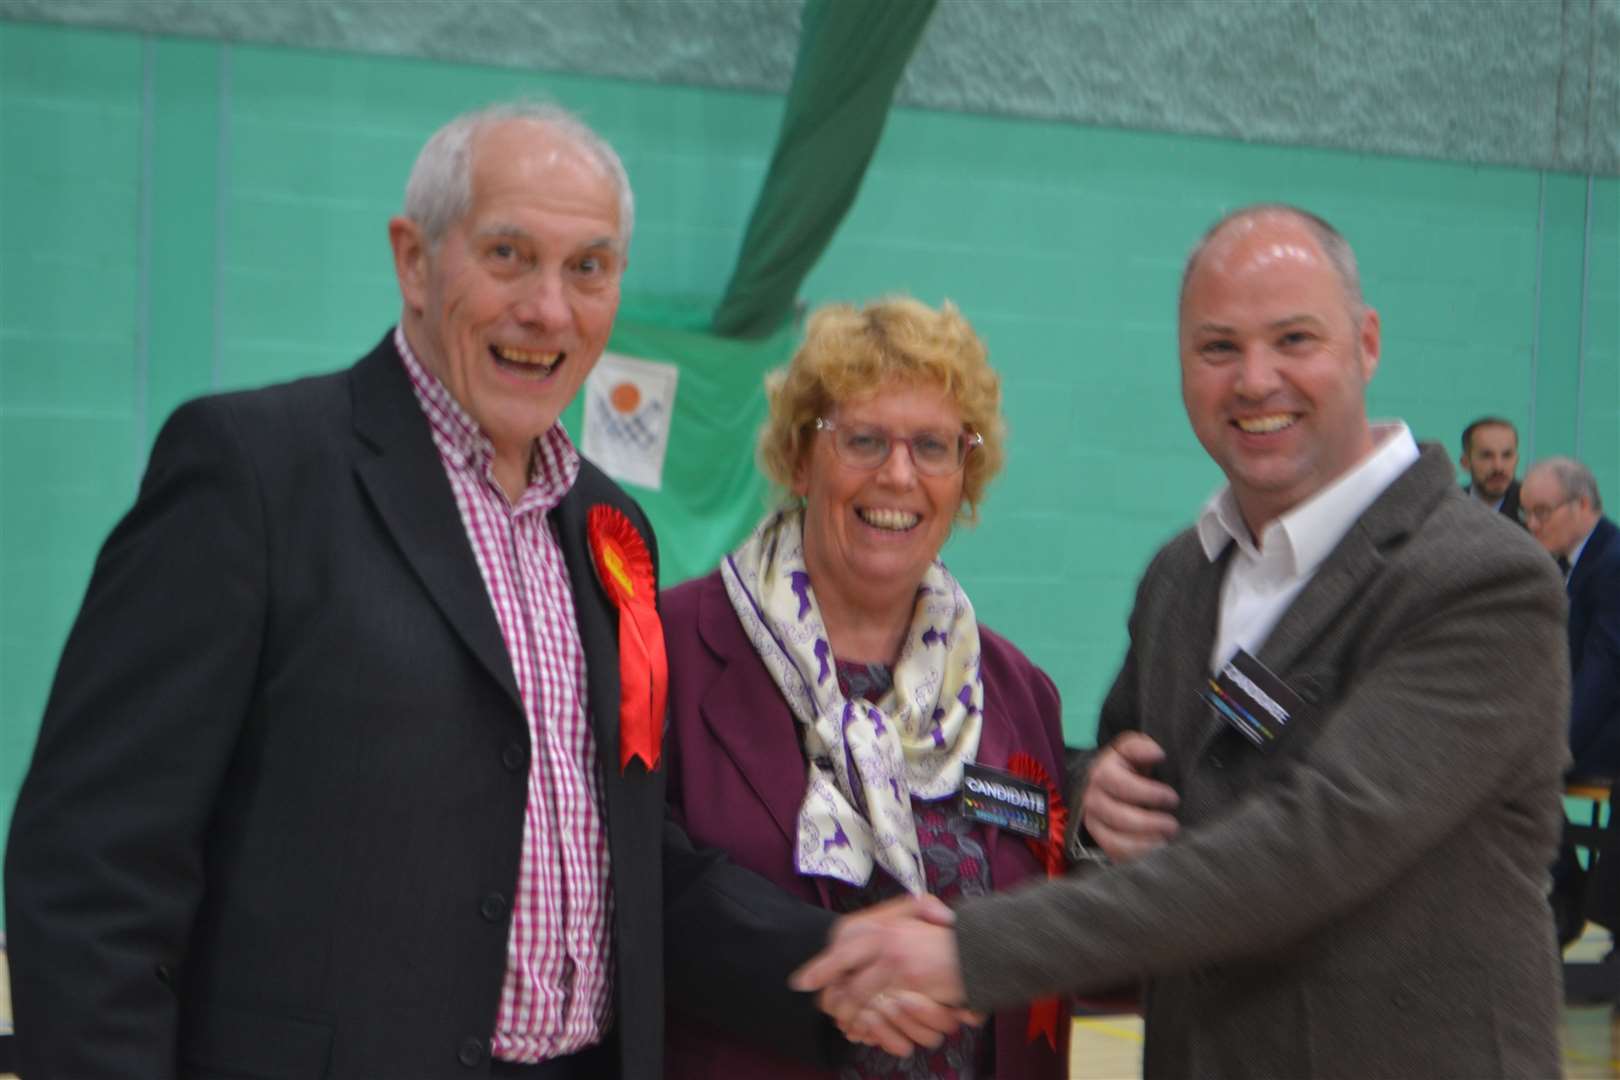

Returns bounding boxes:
[662,296,1069,1079]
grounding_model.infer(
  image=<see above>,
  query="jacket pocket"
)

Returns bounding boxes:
[181,1002,334,1080]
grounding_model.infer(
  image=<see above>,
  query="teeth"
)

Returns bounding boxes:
[494,345,561,369]
[1235,414,1296,434]
[859,507,920,531]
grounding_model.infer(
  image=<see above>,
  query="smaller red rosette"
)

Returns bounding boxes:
[1007,750,1071,1055]
[1008,752,1069,878]
[587,505,667,773]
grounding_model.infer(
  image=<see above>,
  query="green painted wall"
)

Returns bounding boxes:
[3,21,1616,924]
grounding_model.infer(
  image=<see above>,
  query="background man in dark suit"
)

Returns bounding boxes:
[795,205,1569,1078]
[1524,458,1620,944]
[1460,415,1523,523]
[4,102,828,1080]
[1524,458,1620,779]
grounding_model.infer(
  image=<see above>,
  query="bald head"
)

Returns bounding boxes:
[1180,205,1364,321]
[1176,205,1382,535]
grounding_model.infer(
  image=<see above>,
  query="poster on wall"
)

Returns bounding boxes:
[582,352,680,491]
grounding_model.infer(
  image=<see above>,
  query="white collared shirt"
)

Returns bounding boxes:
[1566,522,1598,583]
[1197,422,1421,672]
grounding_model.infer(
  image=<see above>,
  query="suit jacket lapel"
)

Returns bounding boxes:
[1568,517,1616,600]
[1173,545,1230,771]
[1186,446,1448,765]
[1254,526,1384,679]
[1257,445,1449,679]
[349,339,521,709]
[696,577,808,847]
[550,477,624,771]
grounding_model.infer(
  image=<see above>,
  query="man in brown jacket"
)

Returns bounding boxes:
[796,205,1569,1078]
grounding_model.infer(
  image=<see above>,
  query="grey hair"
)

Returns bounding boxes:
[402,101,634,252]
[1529,456,1604,513]
[1180,203,1365,317]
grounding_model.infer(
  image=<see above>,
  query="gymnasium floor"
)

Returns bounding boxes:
[4,941,1619,1079]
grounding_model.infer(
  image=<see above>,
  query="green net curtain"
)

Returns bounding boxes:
[712,0,937,339]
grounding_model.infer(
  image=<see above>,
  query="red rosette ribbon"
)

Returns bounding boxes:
[1007,750,1070,1055]
[587,505,667,773]
[1008,752,1068,878]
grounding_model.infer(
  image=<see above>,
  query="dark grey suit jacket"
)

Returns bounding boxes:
[5,333,823,1080]
[955,444,1570,1078]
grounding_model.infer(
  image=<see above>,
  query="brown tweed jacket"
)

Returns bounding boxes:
[955,443,1570,1079]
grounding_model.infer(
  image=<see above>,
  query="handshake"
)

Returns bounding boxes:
[789,893,983,1057]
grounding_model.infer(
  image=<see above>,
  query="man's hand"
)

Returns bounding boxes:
[790,894,973,1056]
[1082,731,1180,861]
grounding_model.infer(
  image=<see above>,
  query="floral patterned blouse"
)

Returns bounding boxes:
[827,659,995,1080]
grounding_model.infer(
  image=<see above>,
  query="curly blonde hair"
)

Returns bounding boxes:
[758,296,1006,522]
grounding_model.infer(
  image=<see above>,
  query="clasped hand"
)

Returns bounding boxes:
[789,893,981,1057]
[1081,731,1179,861]
[789,734,1177,1057]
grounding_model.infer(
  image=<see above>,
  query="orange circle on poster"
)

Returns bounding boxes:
[610,382,641,413]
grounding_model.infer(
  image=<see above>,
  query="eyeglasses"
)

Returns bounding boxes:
[813,417,982,477]
[1519,497,1575,525]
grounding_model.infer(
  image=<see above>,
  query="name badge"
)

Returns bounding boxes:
[1200,648,1305,753]
[961,762,1049,840]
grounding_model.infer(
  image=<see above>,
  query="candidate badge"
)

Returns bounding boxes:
[961,761,1049,841]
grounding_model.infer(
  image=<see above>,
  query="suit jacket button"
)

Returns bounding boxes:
[502,742,528,772]
[480,892,508,922]
[154,963,174,986]
[458,1037,486,1067]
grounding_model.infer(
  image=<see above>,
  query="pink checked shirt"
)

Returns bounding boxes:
[397,328,614,1063]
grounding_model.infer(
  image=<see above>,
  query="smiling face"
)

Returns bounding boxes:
[1179,213,1381,536]
[794,381,966,618]
[390,119,623,492]
[1462,422,1518,499]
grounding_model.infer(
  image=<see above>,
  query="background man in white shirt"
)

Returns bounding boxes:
[795,204,1570,1080]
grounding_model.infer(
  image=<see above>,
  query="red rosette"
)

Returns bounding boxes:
[587,505,667,772]
[1007,751,1068,877]
[1007,750,1071,1054]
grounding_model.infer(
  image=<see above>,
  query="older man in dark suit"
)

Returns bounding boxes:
[1523,458,1620,778]
[4,103,828,1080]
[795,205,1569,1078]
[1524,457,1620,943]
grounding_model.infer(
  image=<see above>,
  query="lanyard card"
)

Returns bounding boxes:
[1200,648,1306,753]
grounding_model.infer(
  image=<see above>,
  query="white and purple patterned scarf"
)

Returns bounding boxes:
[720,507,983,894]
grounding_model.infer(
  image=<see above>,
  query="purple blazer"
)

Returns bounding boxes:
[662,569,1069,1080]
